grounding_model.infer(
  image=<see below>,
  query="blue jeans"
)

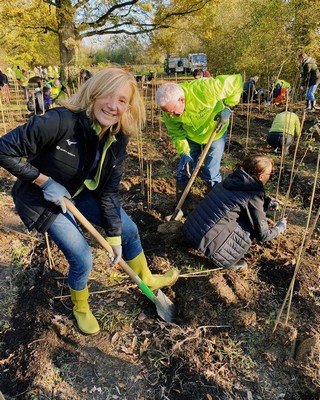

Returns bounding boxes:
[267,132,293,154]
[176,132,227,187]
[47,190,142,290]
[307,84,318,102]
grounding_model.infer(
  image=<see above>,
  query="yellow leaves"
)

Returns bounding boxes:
[140,337,151,355]
[138,2,153,12]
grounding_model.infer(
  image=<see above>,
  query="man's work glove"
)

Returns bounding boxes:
[178,154,193,178]
[275,218,287,234]
[109,245,122,266]
[214,107,232,124]
[106,236,122,266]
[40,177,71,213]
[267,197,284,211]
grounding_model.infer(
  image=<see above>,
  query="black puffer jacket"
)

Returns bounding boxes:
[0,107,128,234]
[183,168,280,268]
[301,57,320,87]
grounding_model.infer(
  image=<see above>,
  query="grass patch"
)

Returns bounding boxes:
[96,304,140,333]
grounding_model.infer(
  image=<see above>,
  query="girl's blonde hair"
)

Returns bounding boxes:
[63,67,145,137]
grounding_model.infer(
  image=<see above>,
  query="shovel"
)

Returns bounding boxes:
[63,197,176,323]
[170,121,224,221]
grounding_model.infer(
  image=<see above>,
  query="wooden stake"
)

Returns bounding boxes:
[179,267,223,278]
[226,110,234,153]
[279,112,306,217]
[44,232,55,269]
[273,146,320,333]
[0,94,6,134]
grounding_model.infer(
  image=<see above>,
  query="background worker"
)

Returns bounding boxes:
[0,67,178,335]
[202,70,212,78]
[242,75,259,103]
[299,52,320,112]
[15,65,22,83]
[80,69,92,85]
[0,70,11,103]
[155,75,243,204]
[183,154,287,272]
[6,67,14,80]
[20,69,29,100]
[193,69,212,79]
[193,69,203,79]
[267,110,301,155]
[47,78,68,107]
[27,84,52,115]
[266,77,291,105]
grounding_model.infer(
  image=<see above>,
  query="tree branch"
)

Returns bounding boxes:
[77,0,209,37]
[80,24,171,39]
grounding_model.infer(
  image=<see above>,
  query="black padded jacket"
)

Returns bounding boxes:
[183,168,280,268]
[0,107,128,234]
[301,57,320,87]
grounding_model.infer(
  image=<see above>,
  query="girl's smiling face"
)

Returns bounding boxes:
[93,81,131,129]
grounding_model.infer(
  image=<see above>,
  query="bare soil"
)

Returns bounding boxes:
[0,100,319,400]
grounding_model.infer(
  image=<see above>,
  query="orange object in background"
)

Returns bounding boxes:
[274,87,287,104]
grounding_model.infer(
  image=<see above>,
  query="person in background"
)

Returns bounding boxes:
[202,70,212,78]
[0,67,179,335]
[6,67,14,81]
[47,65,54,80]
[0,70,11,103]
[193,69,203,79]
[155,75,243,205]
[43,85,52,111]
[80,69,92,85]
[27,85,52,115]
[193,69,212,79]
[267,110,301,155]
[183,154,287,272]
[47,78,68,107]
[242,75,259,103]
[299,52,320,112]
[20,69,29,100]
[266,77,291,105]
[15,65,22,83]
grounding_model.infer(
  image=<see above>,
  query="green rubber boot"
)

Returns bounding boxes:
[126,251,179,292]
[69,286,100,335]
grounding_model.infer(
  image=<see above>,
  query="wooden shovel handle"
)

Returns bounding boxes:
[170,121,224,220]
[64,197,142,285]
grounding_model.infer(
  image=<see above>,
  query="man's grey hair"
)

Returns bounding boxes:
[155,83,184,107]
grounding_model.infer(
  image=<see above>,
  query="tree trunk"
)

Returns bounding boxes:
[56,0,79,85]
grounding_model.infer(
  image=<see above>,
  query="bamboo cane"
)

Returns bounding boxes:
[279,112,306,217]
[151,79,154,128]
[244,98,253,154]
[284,147,320,323]
[226,111,234,153]
[273,146,320,333]
[267,60,286,103]
[146,157,152,209]
[0,95,6,135]
[44,232,55,269]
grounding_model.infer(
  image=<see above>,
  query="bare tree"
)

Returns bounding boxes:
[42,0,211,80]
